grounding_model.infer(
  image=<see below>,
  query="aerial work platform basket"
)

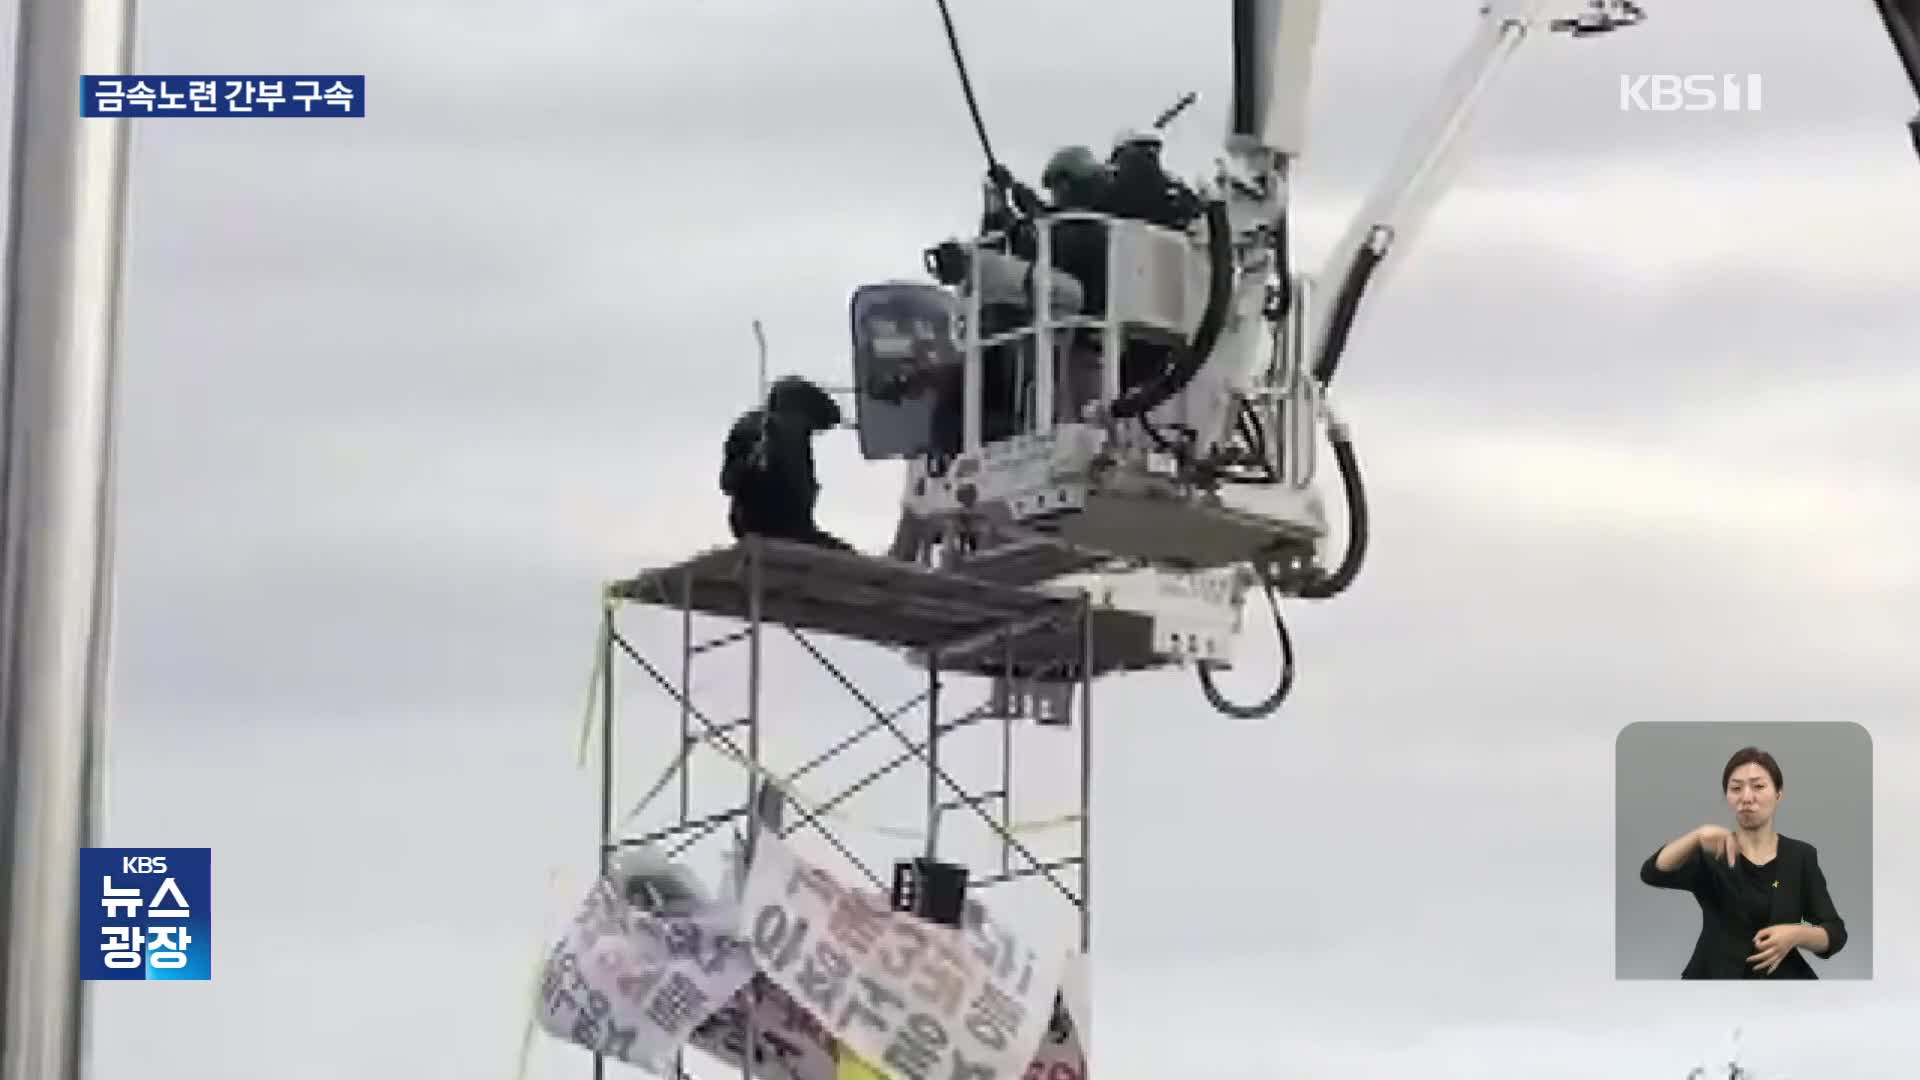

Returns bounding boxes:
[848,209,1330,576]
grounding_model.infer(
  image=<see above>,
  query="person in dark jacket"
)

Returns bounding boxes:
[1041,145,1114,316]
[1104,129,1202,230]
[1639,746,1849,979]
[719,375,853,551]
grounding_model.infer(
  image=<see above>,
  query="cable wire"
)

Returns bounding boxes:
[931,0,1001,173]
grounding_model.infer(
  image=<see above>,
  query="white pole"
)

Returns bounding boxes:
[1,2,138,1079]
[751,318,768,400]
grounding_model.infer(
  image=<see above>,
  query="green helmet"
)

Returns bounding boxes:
[1040,145,1103,198]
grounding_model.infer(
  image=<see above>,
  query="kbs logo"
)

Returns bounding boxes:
[1619,73,1763,112]
[78,847,211,981]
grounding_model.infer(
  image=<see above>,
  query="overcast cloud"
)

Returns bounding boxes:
[5,0,1916,1076]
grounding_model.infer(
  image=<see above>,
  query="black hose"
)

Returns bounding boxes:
[1196,563,1296,719]
[1190,203,1370,713]
[1296,429,1369,600]
[1265,224,1377,602]
[1313,234,1387,386]
[1196,418,1366,716]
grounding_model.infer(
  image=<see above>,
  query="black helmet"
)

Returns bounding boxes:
[766,375,841,430]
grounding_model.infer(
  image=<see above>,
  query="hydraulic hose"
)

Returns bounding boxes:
[1313,232,1386,386]
[1193,425,1366,718]
[1197,207,1380,715]
[1109,198,1235,420]
[1295,426,1368,600]
[1283,228,1382,602]
[1196,563,1296,719]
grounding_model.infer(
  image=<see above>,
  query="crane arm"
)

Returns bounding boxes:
[1228,0,1323,159]
[1308,0,1554,384]
[1216,1,1637,396]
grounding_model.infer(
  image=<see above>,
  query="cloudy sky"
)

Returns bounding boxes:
[7,0,1918,1076]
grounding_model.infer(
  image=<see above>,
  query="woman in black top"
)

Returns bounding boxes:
[1640,746,1848,979]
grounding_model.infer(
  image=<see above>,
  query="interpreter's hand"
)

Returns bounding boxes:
[1749,924,1804,975]
[1693,824,1737,866]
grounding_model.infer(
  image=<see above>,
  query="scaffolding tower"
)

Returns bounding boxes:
[590,537,1162,1079]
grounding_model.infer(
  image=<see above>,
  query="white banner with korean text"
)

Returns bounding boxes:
[739,833,1067,1080]
[536,877,758,1072]
[688,957,1092,1080]
[688,977,842,1080]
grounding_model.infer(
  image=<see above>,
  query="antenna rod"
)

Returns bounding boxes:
[751,319,768,399]
[1153,90,1198,130]
[1,3,138,1080]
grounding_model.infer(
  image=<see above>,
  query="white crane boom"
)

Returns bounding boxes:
[1307,0,1549,364]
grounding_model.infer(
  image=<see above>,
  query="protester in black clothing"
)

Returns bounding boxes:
[1640,746,1848,979]
[1105,130,1203,230]
[719,375,853,551]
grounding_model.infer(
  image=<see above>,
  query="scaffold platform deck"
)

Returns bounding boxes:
[607,538,1160,679]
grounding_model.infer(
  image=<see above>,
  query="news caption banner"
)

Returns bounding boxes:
[80,75,365,117]
[78,847,210,981]
[739,832,1066,1080]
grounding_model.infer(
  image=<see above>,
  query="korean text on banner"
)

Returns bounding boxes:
[537,877,757,1071]
[687,974,1089,1080]
[740,832,1065,1080]
[689,978,840,1080]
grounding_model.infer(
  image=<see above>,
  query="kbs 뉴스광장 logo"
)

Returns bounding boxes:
[78,847,211,981]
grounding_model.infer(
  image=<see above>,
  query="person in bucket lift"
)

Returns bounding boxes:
[1037,144,1113,313]
[925,148,1111,450]
[1036,145,1118,421]
[719,375,854,552]
[1104,128,1202,230]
